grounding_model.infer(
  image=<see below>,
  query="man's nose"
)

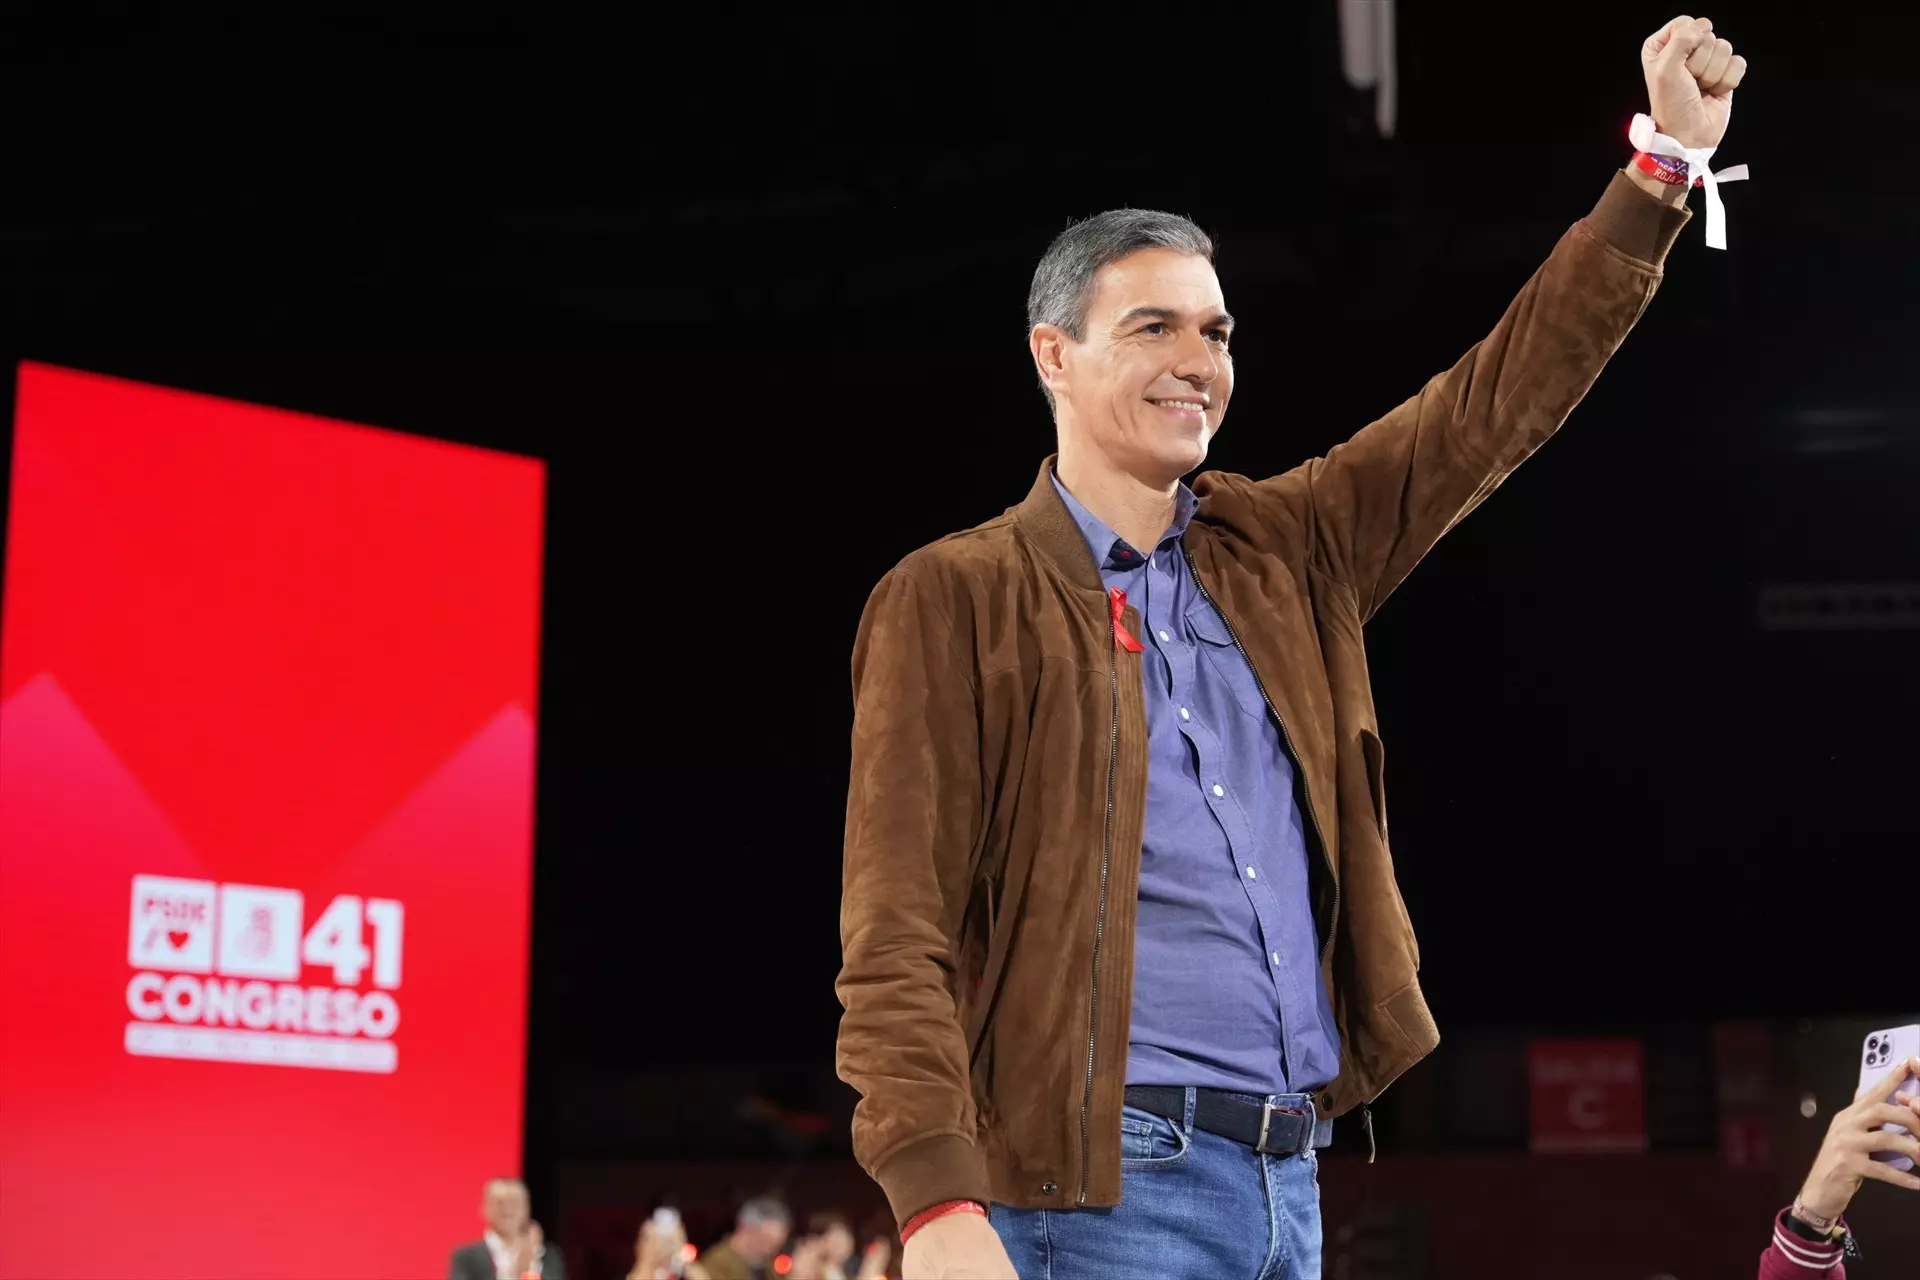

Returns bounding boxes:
[1172,332,1220,384]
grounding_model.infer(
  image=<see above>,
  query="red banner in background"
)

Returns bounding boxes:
[0,363,546,1280]
[1713,1021,1776,1172]
[1528,1039,1648,1154]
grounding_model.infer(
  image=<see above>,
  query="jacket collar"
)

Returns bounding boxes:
[1012,455,1105,594]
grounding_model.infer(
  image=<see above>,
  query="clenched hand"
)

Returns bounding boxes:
[1642,15,1748,149]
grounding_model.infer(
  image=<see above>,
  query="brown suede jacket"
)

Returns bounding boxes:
[837,173,1692,1229]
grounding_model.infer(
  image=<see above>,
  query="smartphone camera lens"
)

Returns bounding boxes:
[1871,1036,1882,1049]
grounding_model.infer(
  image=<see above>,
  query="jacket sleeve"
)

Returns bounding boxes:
[835,565,993,1228]
[1758,1208,1847,1278]
[448,1246,485,1280]
[1203,172,1691,622]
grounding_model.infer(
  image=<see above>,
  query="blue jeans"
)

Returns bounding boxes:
[992,1089,1324,1280]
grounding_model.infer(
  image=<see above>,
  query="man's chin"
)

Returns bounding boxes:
[1145,442,1209,484]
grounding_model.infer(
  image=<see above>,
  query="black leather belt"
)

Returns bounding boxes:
[1123,1085,1332,1157]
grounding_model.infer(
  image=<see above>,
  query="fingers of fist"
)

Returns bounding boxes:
[1646,16,1746,95]
[1645,15,1711,63]
[1689,37,1745,93]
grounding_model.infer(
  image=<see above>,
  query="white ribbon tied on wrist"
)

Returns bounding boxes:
[1629,113,1750,250]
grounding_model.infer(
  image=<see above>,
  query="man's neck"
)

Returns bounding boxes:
[1054,447,1181,555]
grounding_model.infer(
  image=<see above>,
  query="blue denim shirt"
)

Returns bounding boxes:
[1052,472,1340,1095]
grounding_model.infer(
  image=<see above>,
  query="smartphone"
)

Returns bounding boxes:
[1858,1025,1920,1171]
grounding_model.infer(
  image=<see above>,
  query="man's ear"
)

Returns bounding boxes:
[1030,324,1070,401]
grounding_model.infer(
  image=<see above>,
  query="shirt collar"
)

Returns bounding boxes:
[1049,470,1196,571]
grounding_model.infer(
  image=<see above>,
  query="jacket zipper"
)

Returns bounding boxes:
[1076,622,1120,1205]
[1183,549,1353,1124]
[1180,547,1339,961]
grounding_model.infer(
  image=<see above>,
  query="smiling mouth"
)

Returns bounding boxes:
[1149,398,1208,414]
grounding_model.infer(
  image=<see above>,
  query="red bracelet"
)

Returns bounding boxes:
[900,1199,987,1243]
[1632,149,1690,186]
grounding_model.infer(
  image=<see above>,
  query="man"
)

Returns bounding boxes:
[448,1177,566,1280]
[788,1213,851,1280]
[790,1212,893,1280]
[836,16,1748,1280]
[694,1197,791,1280]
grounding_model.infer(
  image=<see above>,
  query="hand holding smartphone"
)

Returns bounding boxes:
[1857,1025,1920,1171]
[637,1207,687,1279]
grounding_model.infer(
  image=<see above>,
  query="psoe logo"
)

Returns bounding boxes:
[125,875,406,1075]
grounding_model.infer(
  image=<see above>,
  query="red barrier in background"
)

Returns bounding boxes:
[0,363,546,1279]
[553,1153,1784,1280]
[1320,1152,1780,1278]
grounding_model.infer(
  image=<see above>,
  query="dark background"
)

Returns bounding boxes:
[2,0,1916,1240]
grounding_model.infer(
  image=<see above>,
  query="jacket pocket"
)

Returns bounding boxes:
[1359,727,1388,836]
[1358,728,1417,966]
[965,874,1007,1062]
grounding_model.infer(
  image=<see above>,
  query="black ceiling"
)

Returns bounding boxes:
[3,3,1916,1083]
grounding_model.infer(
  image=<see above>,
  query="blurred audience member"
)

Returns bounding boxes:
[697,1197,790,1280]
[629,1208,710,1280]
[787,1213,891,1280]
[1759,1056,1920,1277]
[450,1177,566,1280]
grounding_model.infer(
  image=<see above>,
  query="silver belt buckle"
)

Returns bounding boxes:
[1257,1099,1308,1155]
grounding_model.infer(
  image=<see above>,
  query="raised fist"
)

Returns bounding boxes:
[1641,15,1748,149]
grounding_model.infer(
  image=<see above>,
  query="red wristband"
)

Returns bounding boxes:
[900,1199,987,1243]
[1632,149,1690,186]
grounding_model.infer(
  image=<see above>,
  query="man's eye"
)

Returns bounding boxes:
[1207,329,1230,345]
[1141,322,1167,335]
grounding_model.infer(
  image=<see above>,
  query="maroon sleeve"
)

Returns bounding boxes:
[1758,1208,1846,1279]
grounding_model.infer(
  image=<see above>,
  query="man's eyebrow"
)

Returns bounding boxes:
[1113,306,1236,331]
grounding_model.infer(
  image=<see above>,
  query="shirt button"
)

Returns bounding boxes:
[1245,866,1258,879]
[1180,707,1191,721]
[1158,629,1170,642]
[1211,784,1224,797]
[1271,951,1281,965]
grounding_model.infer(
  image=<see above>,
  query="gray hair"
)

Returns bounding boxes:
[1026,208,1214,407]
[737,1196,791,1228]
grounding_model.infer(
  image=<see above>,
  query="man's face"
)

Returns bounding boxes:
[819,1225,855,1267]
[741,1217,789,1261]
[483,1183,529,1238]
[1037,247,1234,485]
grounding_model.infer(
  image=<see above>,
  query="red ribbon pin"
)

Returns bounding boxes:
[1108,587,1144,653]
